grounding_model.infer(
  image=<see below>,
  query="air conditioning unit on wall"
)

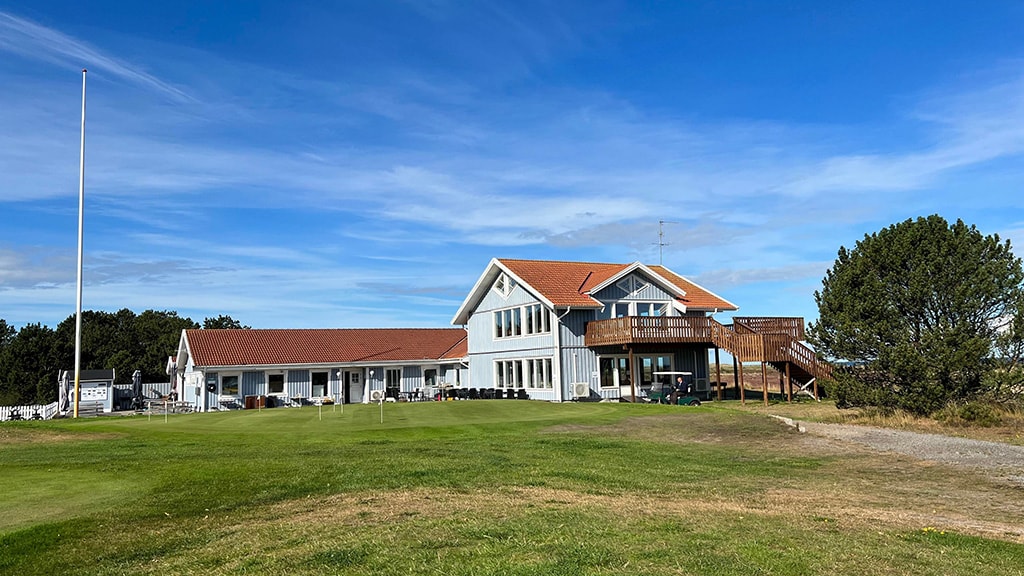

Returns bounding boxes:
[572,382,590,399]
[369,389,385,402]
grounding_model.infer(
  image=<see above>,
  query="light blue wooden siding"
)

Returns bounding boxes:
[402,366,421,393]
[591,272,675,301]
[559,309,593,347]
[365,367,385,397]
[241,371,265,397]
[561,346,600,398]
[558,309,598,400]
[442,364,469,387]
[466,277,553,354]
[467,349,559,393]
[204,371,218,409]
[287,369,311,398]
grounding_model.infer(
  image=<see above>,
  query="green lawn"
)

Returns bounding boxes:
[1,401,1022,575]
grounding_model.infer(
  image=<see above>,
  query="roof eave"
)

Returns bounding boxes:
[586,261,688,298]
[451,259,557,324]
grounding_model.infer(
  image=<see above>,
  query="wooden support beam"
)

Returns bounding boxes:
[737,356,745,405]
[714,347,722,401]
[785,362,792,403]
[628,346,636,402]
[761,361,769,406]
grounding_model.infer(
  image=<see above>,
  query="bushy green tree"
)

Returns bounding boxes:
[0,319,15,348]
[809,215,1024,414]
[202,315,250,329]
[0,323,59,405]
[54,309,200,383]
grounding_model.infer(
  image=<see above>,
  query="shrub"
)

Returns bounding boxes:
[934,401,1002,427]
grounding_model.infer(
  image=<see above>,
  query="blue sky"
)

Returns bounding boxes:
[2,1,1024,330]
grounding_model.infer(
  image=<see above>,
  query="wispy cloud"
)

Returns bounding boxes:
[3,5,1024,329]
[0,11,191,101]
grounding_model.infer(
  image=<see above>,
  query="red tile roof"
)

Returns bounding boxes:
[501,259,625,307]
[186,328,467,368]
[498,259,737,311]
[648,265,738,311]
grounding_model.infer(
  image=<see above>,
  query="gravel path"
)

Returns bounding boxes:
[775,417,1024,484]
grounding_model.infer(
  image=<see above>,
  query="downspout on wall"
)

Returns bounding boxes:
[552,306,571,402]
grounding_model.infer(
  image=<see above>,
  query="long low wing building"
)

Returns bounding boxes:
[173,328,467,410]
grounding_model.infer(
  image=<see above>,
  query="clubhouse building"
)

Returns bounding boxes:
[173,258,829,410]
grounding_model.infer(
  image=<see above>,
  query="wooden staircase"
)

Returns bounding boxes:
[709,316,831,399]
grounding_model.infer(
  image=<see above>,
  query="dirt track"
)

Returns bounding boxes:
[792,419,1024,485]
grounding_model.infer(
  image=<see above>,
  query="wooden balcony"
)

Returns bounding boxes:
[585,315,831,398]
[584,316,722,347]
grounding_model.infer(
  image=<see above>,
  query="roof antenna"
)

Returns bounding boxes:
[654,220,678,265]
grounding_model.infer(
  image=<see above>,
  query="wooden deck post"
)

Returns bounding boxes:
[714,347,722,401]
[737,356,745,405]
[761,361,769,406]
[785,362,792,402]
[627,346,636,402]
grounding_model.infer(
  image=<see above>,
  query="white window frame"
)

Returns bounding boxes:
[493,304,551,340]
[492,272,516,299]
[385,368,402,390]
[616,275,649,298]
[220,373,241,396]
[493,358,553,389]
[267,373,285,395]
[311,370,330,398]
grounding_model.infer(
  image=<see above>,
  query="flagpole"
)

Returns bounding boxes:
[73,68,87,419]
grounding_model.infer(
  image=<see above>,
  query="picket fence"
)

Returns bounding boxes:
[0,401,60,421]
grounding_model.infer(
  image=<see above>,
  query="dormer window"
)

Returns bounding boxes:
[616,275,649,298]
[493,272,516,299]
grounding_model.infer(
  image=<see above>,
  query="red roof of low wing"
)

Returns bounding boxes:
[186,328,467,368]
[498,259,737,311]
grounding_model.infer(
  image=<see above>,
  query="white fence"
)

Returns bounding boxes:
[0,402,60,421]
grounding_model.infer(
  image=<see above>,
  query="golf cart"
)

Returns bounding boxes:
[650,371,702,406]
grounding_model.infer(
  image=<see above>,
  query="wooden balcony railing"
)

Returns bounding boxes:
[733,317,805,339]
[584,316,721,347]
[584,315,832,381]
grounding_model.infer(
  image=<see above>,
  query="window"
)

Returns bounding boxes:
[599,357,630,389]
[597,301,670,318]
[494,358,553,389]
[640,355,673,385]
[492,272,516,299]
[635,302,666,317]
[268,374,284,394]
[385,368,402,399]
[222,375,239,396]
[616,275,649,297]
[311,371,328,397]
[493,304,551,339]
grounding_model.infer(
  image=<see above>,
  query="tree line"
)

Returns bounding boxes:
[0,311,248,406]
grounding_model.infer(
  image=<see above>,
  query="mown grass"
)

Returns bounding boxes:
[1,401,1022,575]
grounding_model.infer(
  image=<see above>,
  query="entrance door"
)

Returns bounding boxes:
[345,371,362,403]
